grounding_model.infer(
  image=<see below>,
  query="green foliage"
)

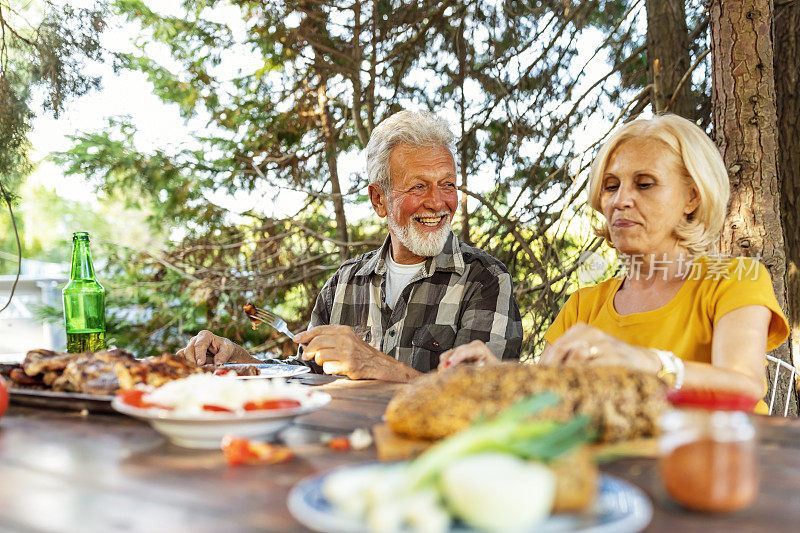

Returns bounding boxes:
[40,0,661,357]
[0,66,33,192]
[0,1,107,190]
[406,392,592,490]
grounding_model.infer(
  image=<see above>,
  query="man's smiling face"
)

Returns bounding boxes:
[370,143,459,264]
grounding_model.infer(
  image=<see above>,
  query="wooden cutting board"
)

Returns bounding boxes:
[373,423,436,461]
[373,423,659,462]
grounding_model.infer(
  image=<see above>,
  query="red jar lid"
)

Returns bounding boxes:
[666,388,759,411]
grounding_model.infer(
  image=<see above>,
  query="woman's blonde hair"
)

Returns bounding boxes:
[588,114,730,255]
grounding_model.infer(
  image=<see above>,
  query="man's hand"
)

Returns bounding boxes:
[539,323,660,373]
[438,340,500,370]
[177,330,254,366]
[294,325,420,382]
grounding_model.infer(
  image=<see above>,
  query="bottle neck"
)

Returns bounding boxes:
[70,240,96,280]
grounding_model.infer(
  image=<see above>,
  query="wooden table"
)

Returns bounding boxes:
[1,377,799,533]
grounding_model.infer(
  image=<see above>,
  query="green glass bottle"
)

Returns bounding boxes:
[62,232,106,353]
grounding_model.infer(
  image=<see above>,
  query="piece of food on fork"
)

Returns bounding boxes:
[242,303,262,330]
[242,303,296,340]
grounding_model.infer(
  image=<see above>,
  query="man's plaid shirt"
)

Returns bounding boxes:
[306,232,522,372]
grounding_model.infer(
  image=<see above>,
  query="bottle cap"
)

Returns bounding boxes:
[666,388,758,411]
[73,232,90,241]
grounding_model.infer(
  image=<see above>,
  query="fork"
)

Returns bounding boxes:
[245,305,297,340]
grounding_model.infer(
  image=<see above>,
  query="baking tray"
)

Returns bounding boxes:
[9,388,117,414]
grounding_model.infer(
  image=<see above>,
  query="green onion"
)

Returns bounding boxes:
[405,392,593,490]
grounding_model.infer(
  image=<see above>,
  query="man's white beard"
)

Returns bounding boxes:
[387,210,452,258]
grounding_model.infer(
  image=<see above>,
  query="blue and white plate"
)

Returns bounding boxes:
[287,465,652,533]
[221,363,311,379]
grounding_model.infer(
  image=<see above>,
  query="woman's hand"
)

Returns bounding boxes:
[540,323,660,373]
[438,340,500,370]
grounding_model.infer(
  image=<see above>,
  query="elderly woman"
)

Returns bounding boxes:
[441,114,788,401]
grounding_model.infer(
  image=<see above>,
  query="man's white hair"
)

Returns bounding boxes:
[365,110,455,194]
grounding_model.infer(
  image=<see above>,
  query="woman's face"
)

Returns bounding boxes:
[599,137,699,257]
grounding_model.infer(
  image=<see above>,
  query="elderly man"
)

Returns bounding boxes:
[179,110,523,381]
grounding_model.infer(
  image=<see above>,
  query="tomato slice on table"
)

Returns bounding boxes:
[243,399,301,411]
[328,437,351,451]
[221,436,259,465]
[221,435,293,466]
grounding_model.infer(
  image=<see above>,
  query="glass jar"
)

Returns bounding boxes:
[659,389,758,512]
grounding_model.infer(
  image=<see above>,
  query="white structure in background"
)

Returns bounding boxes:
[0,255,67,358]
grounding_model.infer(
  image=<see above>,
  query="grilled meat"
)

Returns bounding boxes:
[202,364,260,376]
[50,350,137,394]
[235,365,260,377]
[385,363,667,443]
[16,348,202,396]
[116,353,201,390]
[22,349,81,376]
[13,349,262,396]
[42,371,61,387]
[0,362,18,379]
[9,367,45,387]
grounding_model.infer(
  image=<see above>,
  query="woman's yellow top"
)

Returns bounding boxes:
[544,257,789,363]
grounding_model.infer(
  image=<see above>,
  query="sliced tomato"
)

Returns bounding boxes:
[117,389,146,407]
[117,389,173,410]
[213,368,232,376]
[221,436,259,465]
[243,399,301,411]
[202,404,234,412]
[328,437,351,451]
[221,435,293,466]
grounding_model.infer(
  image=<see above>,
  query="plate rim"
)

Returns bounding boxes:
[111,389,331,423]
[287,464,653,533]
[223,363,312,379]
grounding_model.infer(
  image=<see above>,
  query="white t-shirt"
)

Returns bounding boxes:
[385,251,424,310]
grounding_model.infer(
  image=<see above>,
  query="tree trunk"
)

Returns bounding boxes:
[646,0,694,118]
[317,81,350,261]
[775,0,800,411]
[456,14,471,245]
[710,0,795,415]
[350,0,370,147]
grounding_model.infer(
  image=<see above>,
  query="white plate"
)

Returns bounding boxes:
[112,389,330,449]
[287,465,652,533]
[220,363,311,379]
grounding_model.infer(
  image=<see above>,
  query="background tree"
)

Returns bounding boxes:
[0,0,106,307]
[645,0,694,117]
[776,0,800,407]
[710,0,796,414]
[54,0,657,357]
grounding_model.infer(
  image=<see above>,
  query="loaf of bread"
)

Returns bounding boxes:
[385,363,666,443]
[550,446,598,512]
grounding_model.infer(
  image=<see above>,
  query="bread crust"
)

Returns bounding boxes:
[385,363,666,443]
